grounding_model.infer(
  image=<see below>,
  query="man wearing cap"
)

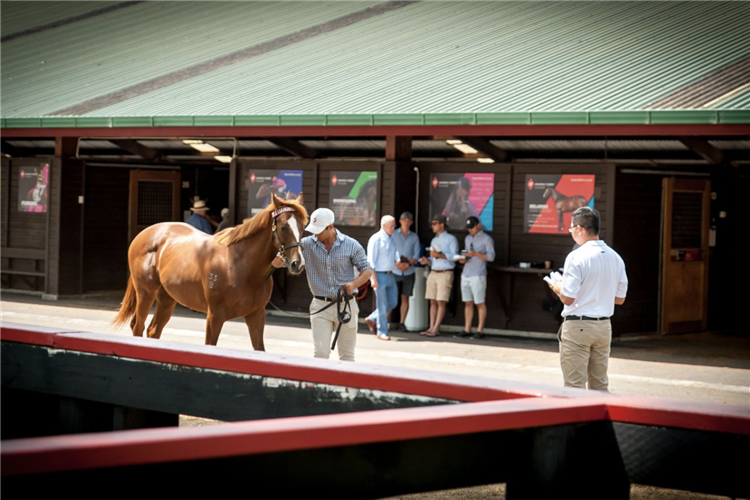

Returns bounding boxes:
[185,197,218,234]
[418,214,459,337]
[279,207,372,361]
[549,206,628,391]
[456,216,495,339]
[365,215,398,340]
[391,211,421,331]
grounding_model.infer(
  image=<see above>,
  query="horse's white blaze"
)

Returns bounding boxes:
[288,215,304,266]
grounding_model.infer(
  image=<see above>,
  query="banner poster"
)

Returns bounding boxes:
[429,173,495,231]
[247,169,303,217]
[18,164,49,213]
[524,174,596,234]
[329,171,378,227]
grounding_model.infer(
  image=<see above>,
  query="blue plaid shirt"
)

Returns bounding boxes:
[302,229,371,298]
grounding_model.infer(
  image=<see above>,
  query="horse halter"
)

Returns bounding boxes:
[271,207,304,265]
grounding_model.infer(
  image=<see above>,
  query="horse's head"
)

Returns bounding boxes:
[270,193,307,275]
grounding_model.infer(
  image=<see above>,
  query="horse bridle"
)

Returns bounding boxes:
[271,206,304,266]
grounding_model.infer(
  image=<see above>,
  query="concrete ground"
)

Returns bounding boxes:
[1,291,748,499]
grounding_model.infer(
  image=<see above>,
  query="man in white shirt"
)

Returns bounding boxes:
[550,207,628,391]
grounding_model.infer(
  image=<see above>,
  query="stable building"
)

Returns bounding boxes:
[2,1,748,336]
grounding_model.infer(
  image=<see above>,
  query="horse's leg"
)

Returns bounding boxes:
[146,287,177,339]
[204,308,227,346]
[244,309,266,351]
[131,285,158,337]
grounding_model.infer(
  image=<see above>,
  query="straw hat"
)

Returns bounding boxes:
[190,198,209,212]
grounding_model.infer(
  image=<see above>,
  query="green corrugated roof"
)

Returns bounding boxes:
[1,1,120,36]
[2,1,749,128]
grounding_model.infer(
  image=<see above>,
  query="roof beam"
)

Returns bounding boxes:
[457,137,509,162]
[267,138,320,159]
[679,136,725,165]
[385,136,412,161]
[1,140,28,157]
[55,137,78,158]
[109,139,163,162]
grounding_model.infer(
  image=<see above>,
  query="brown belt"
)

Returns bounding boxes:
[431,270,451,273]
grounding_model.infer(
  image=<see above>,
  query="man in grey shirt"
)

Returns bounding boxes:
[456,216,495,339]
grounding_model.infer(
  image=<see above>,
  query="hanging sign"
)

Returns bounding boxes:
[247,169,303,217]
[18,164,49,213]
[429,173,494,231]
[329,171,378,227]
[524,174,595,234]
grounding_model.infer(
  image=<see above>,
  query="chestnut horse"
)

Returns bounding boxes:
[543,187,588,231]
[112,194,308,349]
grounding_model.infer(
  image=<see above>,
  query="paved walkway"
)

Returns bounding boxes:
[1,291,748,407]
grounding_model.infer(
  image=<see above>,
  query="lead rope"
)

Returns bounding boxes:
[330,284,353,351]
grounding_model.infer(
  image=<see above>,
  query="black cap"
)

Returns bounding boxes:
[432,214,447,225]
[466,216,480,229]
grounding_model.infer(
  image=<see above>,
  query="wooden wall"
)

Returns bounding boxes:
[1,158,51,292]
[82,165,131,291]
[414,162,616,334]
[612,171,662,334]
[233,159,400,314]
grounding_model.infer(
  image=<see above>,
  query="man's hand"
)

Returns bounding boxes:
[370,275,379,290]
[395,262,409,272]
[344,281,357,296]
[419,256,430,266]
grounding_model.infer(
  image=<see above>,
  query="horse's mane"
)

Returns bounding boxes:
[216,197,309,247]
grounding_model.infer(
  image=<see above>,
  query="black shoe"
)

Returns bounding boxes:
[472,332,485,339]
[454,331,471,338]
[399,323,408,332]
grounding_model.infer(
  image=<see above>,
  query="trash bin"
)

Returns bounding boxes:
[404,267,428,332]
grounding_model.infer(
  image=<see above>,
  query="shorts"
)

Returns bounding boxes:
[394,273,415,296]
[425,270,453,302]
[460,275,487,304]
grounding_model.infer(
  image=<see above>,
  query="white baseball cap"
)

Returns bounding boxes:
[305,208,335,234]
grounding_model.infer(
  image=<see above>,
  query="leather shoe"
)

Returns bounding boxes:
[366,318,377,334]
[472,332,485,339]
[454,331,471,338]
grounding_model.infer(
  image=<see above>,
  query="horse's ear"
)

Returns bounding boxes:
[296,192,304,204]
[271,193,281,208]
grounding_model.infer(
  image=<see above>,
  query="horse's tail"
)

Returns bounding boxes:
[111,276,137,330]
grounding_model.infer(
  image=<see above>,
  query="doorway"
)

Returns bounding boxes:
[660,178,710,333]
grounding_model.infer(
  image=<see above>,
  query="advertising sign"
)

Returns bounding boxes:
[18,164,49,213]
[329,171,378,227]
[247,169,303,217]
[429,173,494,231]
[524,174,595,234]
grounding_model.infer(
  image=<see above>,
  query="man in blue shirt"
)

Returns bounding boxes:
[418,214,459,337]
[391,211,421,331]
[365,215,398,340]
[456,216,496,339]
[185,198,217,234]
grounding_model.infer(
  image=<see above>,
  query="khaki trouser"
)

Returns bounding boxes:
[559,319,612,391]
[310,297,359,362]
